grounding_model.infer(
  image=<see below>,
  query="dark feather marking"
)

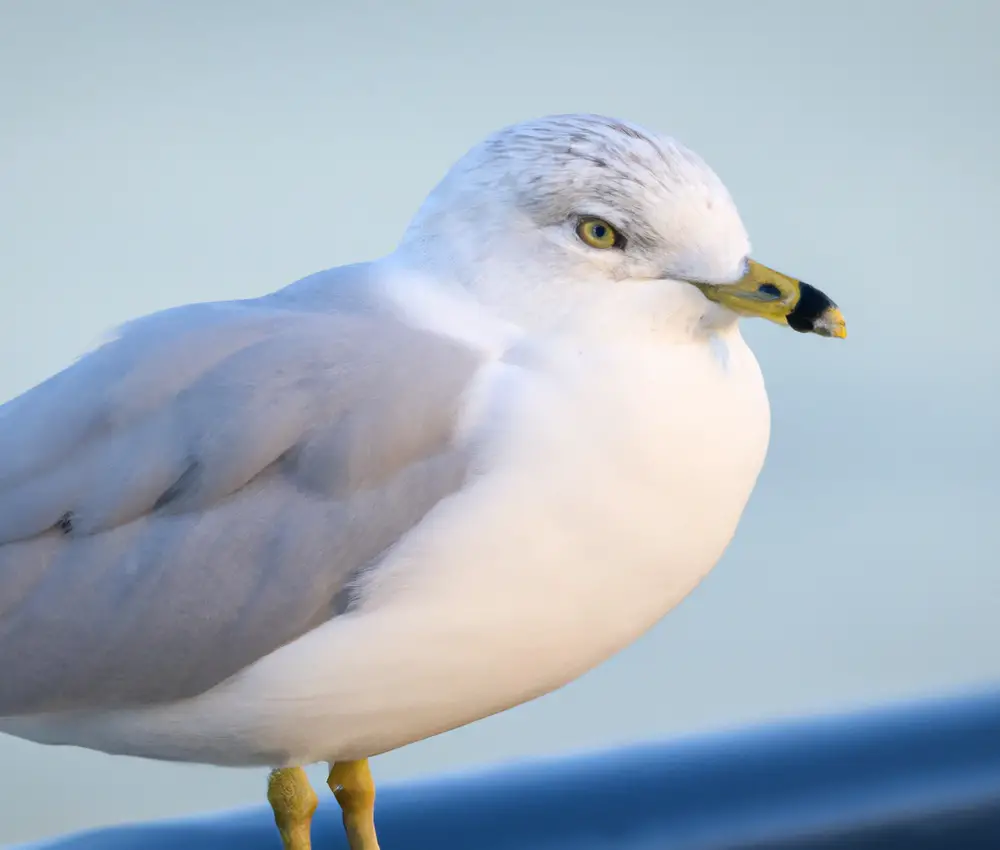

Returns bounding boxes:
[153,460,201,511]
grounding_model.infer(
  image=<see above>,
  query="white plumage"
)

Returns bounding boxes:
[1,115,839,778]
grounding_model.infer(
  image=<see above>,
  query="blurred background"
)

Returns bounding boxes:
[1,0,997,844]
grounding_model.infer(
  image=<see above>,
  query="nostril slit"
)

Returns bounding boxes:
[758,284,781,298]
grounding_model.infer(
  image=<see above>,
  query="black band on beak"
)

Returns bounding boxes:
[787,282,838,334]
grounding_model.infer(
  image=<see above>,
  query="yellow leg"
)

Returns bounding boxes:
[267,767,319,850]
[327,759,381,850]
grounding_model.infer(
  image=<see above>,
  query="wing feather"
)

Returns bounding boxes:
[0,269,483,714]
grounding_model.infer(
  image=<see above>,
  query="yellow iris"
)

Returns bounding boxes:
[577,218,618,249]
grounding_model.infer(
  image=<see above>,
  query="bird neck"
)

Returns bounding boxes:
[380,248,740,355]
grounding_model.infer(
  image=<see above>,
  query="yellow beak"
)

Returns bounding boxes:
[690,259,847,339]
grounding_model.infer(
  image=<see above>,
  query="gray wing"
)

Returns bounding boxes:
[0,265,483,715]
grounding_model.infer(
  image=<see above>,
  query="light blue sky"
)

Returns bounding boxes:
[1,0,998,843]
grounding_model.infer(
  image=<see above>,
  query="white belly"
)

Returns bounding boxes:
[5,329,770,766]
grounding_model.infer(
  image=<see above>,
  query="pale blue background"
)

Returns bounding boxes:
[1,0,998,843]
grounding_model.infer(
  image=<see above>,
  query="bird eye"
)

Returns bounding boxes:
[576,218,621,250]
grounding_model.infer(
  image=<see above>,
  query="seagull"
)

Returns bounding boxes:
[0,114,845,849]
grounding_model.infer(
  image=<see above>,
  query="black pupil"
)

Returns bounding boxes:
[592,224,607,239]
[758,283,782,298]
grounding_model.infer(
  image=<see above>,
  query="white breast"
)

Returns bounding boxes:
[180,324,771,765]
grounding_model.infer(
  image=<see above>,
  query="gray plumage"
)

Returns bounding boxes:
[0,264,481,715]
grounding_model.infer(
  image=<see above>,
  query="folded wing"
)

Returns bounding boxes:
[0,273,483,715]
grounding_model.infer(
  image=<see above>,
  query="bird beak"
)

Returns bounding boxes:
[690,259,847,339]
